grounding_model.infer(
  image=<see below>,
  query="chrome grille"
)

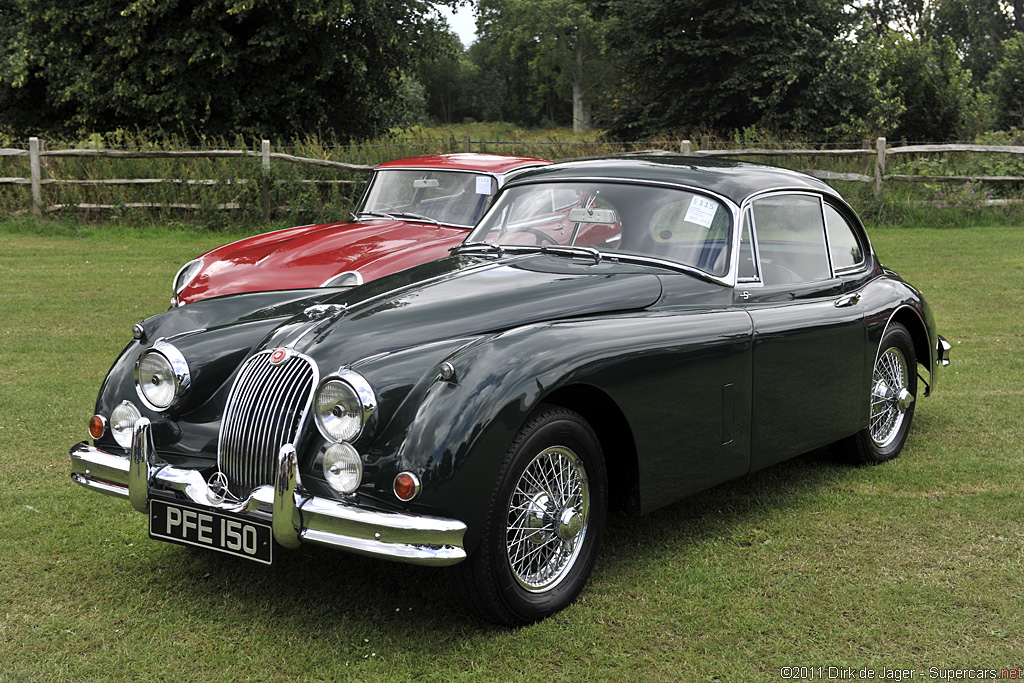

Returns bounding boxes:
[217,350,317,498]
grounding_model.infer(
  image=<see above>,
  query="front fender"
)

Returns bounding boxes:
[378,308,753,555]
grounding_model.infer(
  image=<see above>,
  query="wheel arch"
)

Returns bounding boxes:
[540,384,641,515]
[885,304,933,394]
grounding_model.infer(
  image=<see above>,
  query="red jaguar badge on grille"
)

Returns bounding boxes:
[269,348,290,365]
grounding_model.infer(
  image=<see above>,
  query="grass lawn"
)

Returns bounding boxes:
[0,221,1021,682]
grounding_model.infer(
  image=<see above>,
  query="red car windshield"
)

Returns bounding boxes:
[359,169,498,228]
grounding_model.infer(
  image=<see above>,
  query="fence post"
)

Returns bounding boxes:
[29,137,42,218]
[462,135,470,153]
[680,140,691,154]
[874,137,886,199]
[261,139,272,220]
[700,135,710,152]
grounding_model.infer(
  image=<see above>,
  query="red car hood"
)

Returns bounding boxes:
[178,220,467,304]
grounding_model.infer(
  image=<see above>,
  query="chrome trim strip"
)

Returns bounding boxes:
[69,433,468,567]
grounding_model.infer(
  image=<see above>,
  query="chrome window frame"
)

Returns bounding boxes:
[738,190,849,288]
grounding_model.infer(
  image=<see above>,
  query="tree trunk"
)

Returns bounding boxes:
[572,37,587,132]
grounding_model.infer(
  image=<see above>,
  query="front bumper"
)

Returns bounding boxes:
[929,334,952,395]
[70,419,466,566]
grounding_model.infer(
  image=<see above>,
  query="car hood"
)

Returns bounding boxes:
[259,254,665,366]
[180,220,467,303]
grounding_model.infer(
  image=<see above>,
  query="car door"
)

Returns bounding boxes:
[735,192,868,472]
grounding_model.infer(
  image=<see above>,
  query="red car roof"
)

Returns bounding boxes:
[375,153,548,175]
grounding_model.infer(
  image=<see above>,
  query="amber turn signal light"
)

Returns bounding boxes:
[89,415,107,439]
[393,472,421,501]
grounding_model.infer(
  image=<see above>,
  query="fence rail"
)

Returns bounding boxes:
[3,136,1024,219]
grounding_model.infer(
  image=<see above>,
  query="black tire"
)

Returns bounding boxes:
[447,404,607,626]
[835,322,918,464]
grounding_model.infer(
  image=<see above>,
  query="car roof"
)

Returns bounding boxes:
[503,154,843,206]
[375,154,550,175]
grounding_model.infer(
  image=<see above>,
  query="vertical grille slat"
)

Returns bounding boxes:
[218,350,317,498]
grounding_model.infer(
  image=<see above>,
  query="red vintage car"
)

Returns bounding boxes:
[171,154,549,306]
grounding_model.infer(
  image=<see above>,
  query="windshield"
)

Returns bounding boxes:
[359,169,498,228]
[465,181,733,276]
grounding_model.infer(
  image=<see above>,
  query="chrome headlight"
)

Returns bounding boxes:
[321,270,363,288]
[135,341,190,410]
[172,258,203,298]
[323,442,363,493]
[110,401,141,449]
[314,370,376,443]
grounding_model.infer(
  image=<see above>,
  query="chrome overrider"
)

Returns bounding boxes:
[69,419,467,566]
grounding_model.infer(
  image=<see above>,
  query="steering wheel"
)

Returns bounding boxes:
[505,227,558,245]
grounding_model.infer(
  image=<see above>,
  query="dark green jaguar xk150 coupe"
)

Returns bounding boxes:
[71,156,950,625]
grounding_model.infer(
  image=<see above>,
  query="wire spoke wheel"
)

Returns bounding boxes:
[447,404,606,625]
[870,346,910,448]
[505,446,590,592]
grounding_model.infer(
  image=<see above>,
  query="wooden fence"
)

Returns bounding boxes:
[0,139,373,218]
[3,136,1024,218]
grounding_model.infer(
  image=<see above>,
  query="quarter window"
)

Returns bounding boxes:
[738,209,758,281]
[823,203,865,271]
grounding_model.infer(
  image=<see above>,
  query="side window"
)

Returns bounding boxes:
[750,195,831,285]
[823,203,865,271]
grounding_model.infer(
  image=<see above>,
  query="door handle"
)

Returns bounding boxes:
[834,293,861,308]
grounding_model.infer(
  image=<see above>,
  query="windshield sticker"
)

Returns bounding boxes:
[476,176,493,195]
[683,196,719,228]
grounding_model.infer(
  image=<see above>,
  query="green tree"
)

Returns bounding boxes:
[473,0,611,130]
[876,32,989,141]
[799,29,905,139]
[986,33,1024,130]
[601,0,848,138]
[0,0,453,139]
[920,0,1014,84]
[856,0,925,36]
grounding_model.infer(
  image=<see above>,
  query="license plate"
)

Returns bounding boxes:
[149,499,273,565]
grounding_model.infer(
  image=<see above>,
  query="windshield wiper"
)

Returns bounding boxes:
[451,241,506,256]
[358,210,397,220]
[540,244,603,264]
[385,211,441,226]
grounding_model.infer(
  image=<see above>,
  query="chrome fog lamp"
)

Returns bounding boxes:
[323,442,363,494]
[314,371,376,443]
[135,341,190,410]
[110,401,142,449]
